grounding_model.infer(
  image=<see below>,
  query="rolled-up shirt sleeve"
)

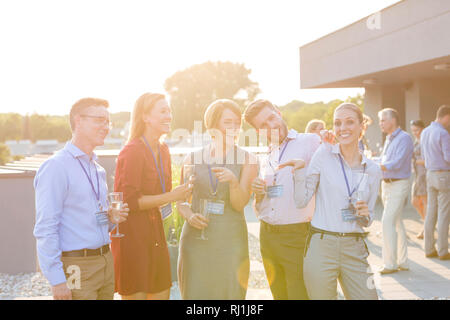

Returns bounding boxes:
[294,144,324,208]
[33,160,68,286]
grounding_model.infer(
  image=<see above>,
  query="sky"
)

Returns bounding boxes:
[0,0,400,115]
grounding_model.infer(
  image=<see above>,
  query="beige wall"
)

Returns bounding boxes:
[0,154,119,275]
[0,173,37,274]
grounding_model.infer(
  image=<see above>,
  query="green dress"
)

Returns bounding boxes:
[178,146,250,300]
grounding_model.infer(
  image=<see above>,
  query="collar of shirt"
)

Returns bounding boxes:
[269,129,297,153]
[64,142,98,162]
[388,127,402,141]
[330,143,368,166]
[431,121,445,131]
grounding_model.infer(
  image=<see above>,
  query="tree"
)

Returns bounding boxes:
[165,61,260,131]
[0,143,11,165]
[0,113,22,142]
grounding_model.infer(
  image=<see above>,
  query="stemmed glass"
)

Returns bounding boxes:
[108,192,124,238]
[180,164,195,206]
[353,172,369,208]
[196,199,209,241]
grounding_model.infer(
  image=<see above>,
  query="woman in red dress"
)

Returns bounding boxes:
[111,93,192,300]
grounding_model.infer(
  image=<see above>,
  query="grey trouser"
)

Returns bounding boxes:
[303,233,378,300]
[424,171,450,257]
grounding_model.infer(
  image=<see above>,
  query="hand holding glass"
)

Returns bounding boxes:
[109,192,124,238]
[181,164,195,206]
[196,199,209,240]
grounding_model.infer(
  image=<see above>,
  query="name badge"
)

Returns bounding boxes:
[160,203,173,220]
[95,210,109,226]
[207,200,225,215]
[341,204,357,222]
[267,185,284,198]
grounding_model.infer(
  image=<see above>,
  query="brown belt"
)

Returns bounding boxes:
[383,178,405,183]
[62,244,110,257]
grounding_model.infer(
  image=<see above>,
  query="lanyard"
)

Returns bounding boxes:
[76,158,101,210]
[207,163,221,197]
[338,154,367,201]
[142,136,166,193]
[269,139,291,184]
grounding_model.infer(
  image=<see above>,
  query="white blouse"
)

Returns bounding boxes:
[294,143,382,233]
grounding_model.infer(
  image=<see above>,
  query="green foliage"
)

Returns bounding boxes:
[280,93,365,132]
[28,114,72,142]
[163,163,185,242]
[165,61,260,131]
[110,112,131,130]
[0,112,131,143]
[0,143,11,165]
[0,113,22,142]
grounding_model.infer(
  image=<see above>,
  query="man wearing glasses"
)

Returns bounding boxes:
[33,97,128,300]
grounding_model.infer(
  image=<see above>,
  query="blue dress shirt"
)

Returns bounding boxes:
[33,142,113,286]
[420,121,450,171]
[381,128,414,179]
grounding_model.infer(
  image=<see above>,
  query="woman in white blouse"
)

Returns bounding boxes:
[279,103,381,300]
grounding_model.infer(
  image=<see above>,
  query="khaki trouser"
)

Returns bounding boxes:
[61,250,115,300]
[424,171,450,257]
[303,233,378,300]
[381,179,410,270]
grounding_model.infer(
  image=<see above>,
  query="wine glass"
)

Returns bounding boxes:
[108,192,124,238]
[258,154,274,188]
[180,164,195,206]
[196,199,209,241]
[353,172,369,204]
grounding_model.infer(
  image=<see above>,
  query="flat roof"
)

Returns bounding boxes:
[299,0,450,88]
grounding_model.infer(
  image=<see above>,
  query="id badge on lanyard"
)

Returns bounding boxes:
[267,185,284,198]
[206,199,225,215]
[160,203,173,219]
[267,140,290,199]
[96,210,110,226]
[338,154,366,222]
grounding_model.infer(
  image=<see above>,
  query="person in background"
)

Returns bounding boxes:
[34,97,128,300]
[410,120,427,239]
[283,103,381,300]
[420,105,450,261]
[305,119,326,136]
[244,99,321,300]
[177,99,258,300]
[377,108,414,275]
[359,114,373,153]
[111,93,192,300]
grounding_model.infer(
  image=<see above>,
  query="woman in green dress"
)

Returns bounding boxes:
[177,99,258,300]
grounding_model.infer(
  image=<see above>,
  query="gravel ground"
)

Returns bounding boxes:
[1,229,447,300]
[0,272,51,300]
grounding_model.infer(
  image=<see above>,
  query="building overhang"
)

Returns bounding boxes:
[299,0,450,89]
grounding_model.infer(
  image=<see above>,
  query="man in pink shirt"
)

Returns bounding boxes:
[244,99,321,300]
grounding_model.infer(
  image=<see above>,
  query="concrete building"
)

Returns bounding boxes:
[299,0,450,151]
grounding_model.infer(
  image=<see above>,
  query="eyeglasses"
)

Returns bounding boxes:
[80,114,112,128]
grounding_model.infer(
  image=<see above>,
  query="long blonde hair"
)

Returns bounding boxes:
[127,92,165,143]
